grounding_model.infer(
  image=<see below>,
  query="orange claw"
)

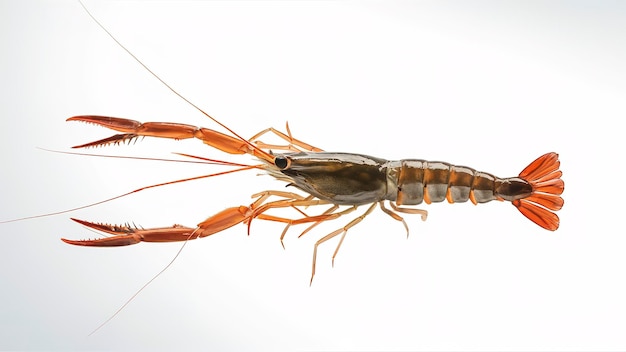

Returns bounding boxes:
[66,115,274,162]
[67,115,198,139]
[62,207,253,247]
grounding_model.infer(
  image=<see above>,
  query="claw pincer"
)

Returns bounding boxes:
[62,207,252,247]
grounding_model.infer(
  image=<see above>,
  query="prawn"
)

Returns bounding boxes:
[48,3,566,285]
[62,113,564,282]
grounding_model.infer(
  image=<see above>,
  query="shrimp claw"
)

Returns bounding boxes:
[61,194,343,247]
[62,206,251,246]
[67,115,273,162]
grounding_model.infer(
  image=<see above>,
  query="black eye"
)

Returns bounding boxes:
[274,156,289,169]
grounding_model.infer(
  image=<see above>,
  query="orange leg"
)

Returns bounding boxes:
[61,191,337,247]
[62,206,252,246]
[247,123,322,152]
[309,202,378,285]
[379,201,409,237]
[67,115,322,162]
[389,202,428,221]
[67,115,270,158]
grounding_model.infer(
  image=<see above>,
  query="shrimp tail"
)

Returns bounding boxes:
[513,152,564,231]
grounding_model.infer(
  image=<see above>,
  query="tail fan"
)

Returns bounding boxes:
[513,152,564,231]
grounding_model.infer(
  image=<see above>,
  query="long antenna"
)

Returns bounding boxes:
[68,1,263,334]
[77,1,274,162]
[0,166,257,224]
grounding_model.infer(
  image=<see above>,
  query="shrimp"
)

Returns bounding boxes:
[62,116,564,282]
[59,2,564,284]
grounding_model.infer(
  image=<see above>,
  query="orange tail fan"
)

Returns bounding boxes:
[513,152,564,231]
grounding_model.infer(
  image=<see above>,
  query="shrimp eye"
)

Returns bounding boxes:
[274,156,289,169]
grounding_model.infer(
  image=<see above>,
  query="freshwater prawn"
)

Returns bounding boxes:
[63,112,564,283]
[22,3,565,286]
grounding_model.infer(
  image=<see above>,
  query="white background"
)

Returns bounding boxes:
[1,1,625,350]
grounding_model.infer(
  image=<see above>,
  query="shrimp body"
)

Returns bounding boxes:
[53,2,565,270]
[52,2,564,284]
[58,114,564,283]
[271,151,564,231]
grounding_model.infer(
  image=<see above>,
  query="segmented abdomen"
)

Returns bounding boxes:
[386,160,526,206]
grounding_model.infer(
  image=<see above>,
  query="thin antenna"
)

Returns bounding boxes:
[77,0,274,162]
[39,147,253,167]
[87,227,199,336]
[0,166,257,224]
[63,1,268,334]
